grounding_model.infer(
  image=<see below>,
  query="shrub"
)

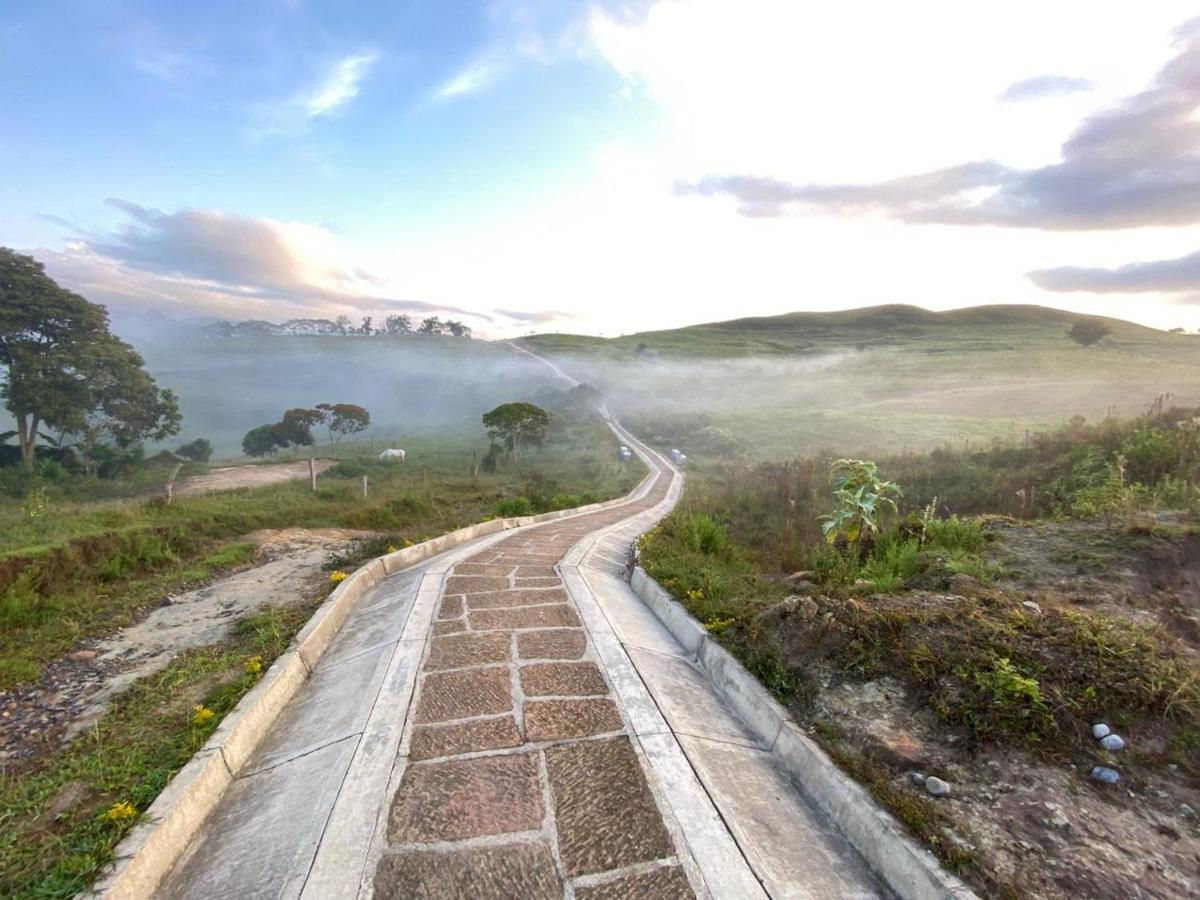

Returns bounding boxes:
[683,512,730,556]
[495,496,534,517]
[923,516,985,553]
[176,438,213,463]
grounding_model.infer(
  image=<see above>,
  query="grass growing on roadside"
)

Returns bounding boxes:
[0,422,643,690]
[0,602,317,899]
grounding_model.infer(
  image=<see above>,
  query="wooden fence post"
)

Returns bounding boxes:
[362,475,369,499]
[165,462,183,505]
[309,457,317,492]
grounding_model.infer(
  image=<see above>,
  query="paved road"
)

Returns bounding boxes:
[158,429,883,899]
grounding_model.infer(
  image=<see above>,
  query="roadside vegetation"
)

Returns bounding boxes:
[640,402,1200,895]
[0,601,316,898]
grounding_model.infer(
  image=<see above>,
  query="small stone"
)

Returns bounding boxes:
[1044,803,1070,830]
[68,650,97,662]
[782,570,816,585]
[909,771,926,786]
[1091,766,1120,784]
[1180,803,1195,818]
[1092,723,1111,739]
[1099,734,1126,752]
[925,776,951,797]
[1022,600,1042,615]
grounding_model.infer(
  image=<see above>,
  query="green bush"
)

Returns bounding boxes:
[683,512,730,556]
[861,534,924,592]
[495,496,534,517]
[923,516,985,553]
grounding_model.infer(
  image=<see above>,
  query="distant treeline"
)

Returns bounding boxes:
[202,314,472,339]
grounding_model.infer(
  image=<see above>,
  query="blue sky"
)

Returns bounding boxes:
[3,1,1200,335]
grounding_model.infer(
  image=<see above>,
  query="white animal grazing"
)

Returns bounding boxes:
[378,448,407,462]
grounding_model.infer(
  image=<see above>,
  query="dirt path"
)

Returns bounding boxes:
[0,529,368,769]
[175,459,338,496]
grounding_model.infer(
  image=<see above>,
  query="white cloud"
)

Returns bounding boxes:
[306,51,378,117]
[433,60,500,100]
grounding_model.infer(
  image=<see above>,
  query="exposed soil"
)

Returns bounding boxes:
[175,459,338,496]
[765,519,1200,899]
[0,528,368,772]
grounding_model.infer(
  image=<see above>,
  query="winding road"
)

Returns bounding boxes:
[152,416,884,899]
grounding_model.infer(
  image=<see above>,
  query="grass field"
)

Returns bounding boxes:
[0,421,643,689]
[522,304,1200,459]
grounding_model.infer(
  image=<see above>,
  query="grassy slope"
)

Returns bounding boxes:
[0,422,643,688]
[521,305,1200,458]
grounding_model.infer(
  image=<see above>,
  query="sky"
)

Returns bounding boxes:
[2,0,1200,337]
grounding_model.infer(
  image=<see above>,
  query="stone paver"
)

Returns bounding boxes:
[414,667,511,723]
[388,753,543,842]
[409,716,522,761]
[375,843,561,899]
[524,698,624,741]
[575,866,694,899]
[520,661,608,696]
[546,736,675,877]
[517,628,587,659]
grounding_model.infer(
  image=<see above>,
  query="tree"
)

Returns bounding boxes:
[242,424,284,457]
[335,314,352,335]
[176,437,213,462]
[445,320,472,338]
[275,407,324,448]
[482,402,549,460]
[566,383,602,417]
[419,316,445,335]
[1169,327,1186,334]
[0,248,181,469]
[1067,319,1111,347]
[317,402,371,441]
[384,314,412,336]
[359,316,374,335]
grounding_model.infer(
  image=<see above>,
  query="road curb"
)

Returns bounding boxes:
[628,565,980,900]
[91,468,656,899]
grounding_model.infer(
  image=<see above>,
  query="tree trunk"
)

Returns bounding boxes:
[17,414,38,469]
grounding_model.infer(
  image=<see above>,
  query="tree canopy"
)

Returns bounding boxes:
[316,402,371,441]
[242,424,285,457]
[482,402,549,460]
[0,248,181,468]
[1067,319,1111,347]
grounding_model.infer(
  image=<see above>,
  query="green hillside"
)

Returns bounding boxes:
[519,305,1200,459]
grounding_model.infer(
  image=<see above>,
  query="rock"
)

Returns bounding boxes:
[1092,723,1111,739]
[909,771,927,786]
[782,570,816,585]
[947,574,982,596]
[925,776,951,797]
[870,728,930,768]
[1022,600,1042,615]
[790,580,818,595]
[1043,802,1071,830]
[793,595,819,618]
[1100,734,1126,751]
[1091,766,1120,784]
[68,650,97,662]
[1180,803,1195,818]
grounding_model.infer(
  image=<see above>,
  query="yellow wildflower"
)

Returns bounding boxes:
[386,544,398,554]
[685,589,704,602]
[192,705,215,726]
[403,538,414,547]
[329,570,348,583]
[102,801,138,824]
[245,656,263,676]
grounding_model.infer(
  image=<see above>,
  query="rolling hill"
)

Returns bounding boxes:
[519,304,1200,460]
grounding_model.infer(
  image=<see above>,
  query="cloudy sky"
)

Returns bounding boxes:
[2,1,1199,336]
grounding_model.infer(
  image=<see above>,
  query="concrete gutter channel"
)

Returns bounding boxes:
[90,409,977,899]
[89,460,661,899]
[572,427,978,900]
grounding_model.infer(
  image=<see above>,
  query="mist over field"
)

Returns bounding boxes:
[128,334,562,455]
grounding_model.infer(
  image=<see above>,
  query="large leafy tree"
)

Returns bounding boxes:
[275,407,324,448]
[316,402,371,442]
[482,402,549,460]
[0,248,181,469]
